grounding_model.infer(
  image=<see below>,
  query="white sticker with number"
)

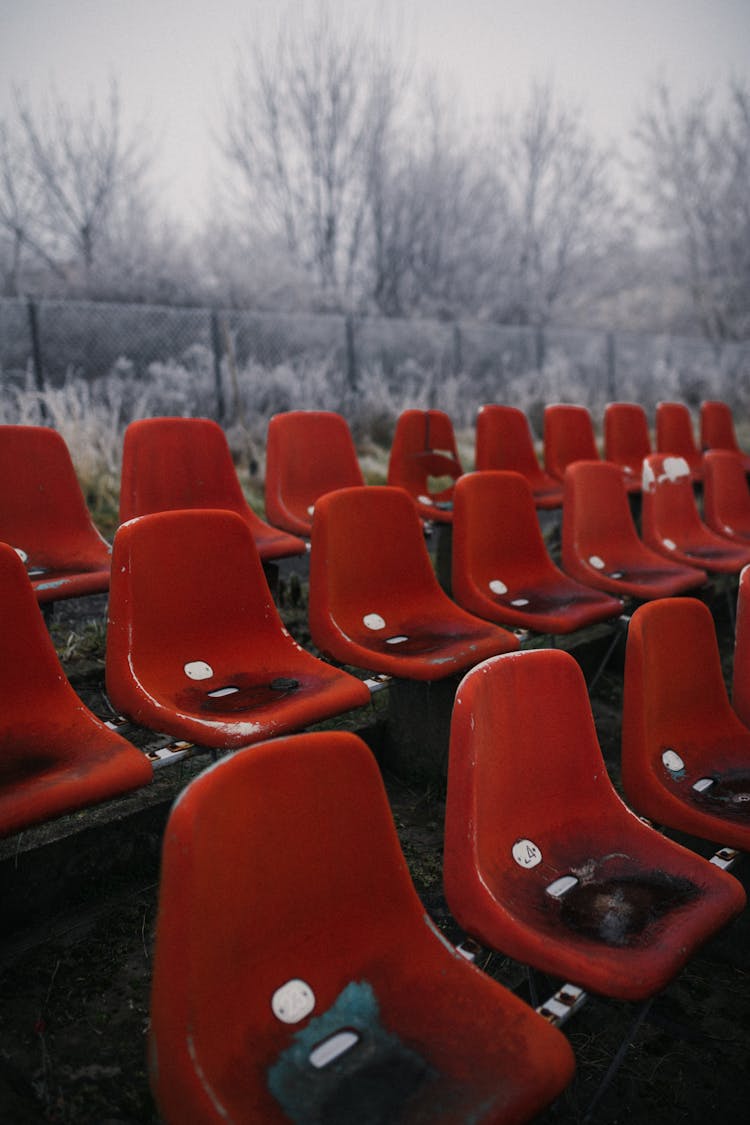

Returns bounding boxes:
[512,839,542,869]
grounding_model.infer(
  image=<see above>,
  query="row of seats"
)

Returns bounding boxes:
[265,399,750,531]
[478,399,750,503]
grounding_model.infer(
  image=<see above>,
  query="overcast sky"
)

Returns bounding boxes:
[1,0,748,229]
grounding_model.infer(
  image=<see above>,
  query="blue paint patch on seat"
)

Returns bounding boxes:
[268,980,435,1124]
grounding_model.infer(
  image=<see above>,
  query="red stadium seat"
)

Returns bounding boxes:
[641,453,750,574]
[264,410,364,536]
[700,399,750,472]
[149,731,575,1125]
[655,402,703,481]
[386,409,462,524]
[0,424,110,603]
[309,486,518,680]
[106,509,371,749]
[703,449,750,544]
[120,417,305,562]
[0,543,152,839]
[475,404,563,509]
[444,648,746,1000]
[604,401,652,491]
[561,460,707,601]
[732,564,750,729]
[622,596,750,851]
[544,403,600,481]
[452,471,623,633]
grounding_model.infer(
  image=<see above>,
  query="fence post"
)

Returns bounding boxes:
[26,298,50,422]
[210,309,226,423]
[345,313,358,394]
[452,321,463,376]
[535,325,546,370]
[606,331,617,400]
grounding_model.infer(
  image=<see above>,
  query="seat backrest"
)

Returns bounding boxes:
[475,404,544,476]
[641,453,705,540]
[622,597,742,788]
[543,404,600,481]
[0,542,84,723]
[265,410,364,532]
[733,564,750,728]
[446,649,622,907]
[107,509,284,696]
[700,399,740,453]
[562,459,642,560]
[655,402,702,471]
[149,730,428,1122]
[386,409,462,500]
[703,449,750,536]
[119,417,249,523]
[604,402,652,471]
[309,485,445,622]
[0,424,108,560]
[452,471,552,595]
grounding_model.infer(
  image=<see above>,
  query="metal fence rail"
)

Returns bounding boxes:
[1,297,748,433]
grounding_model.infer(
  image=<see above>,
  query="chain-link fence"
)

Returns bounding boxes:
[1,297,749,439]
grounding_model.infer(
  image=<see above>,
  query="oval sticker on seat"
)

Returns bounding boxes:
[184,660,214,680]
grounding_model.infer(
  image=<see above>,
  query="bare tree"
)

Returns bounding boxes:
[221,4,405,306]
[635,81,750,341]
[364,79,508,318]
[496,82,623,328]
[12,81,151,294]
[0,120,68,294]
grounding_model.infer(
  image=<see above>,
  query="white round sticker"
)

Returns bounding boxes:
[271,979,315,1024]
[512,839,543,869]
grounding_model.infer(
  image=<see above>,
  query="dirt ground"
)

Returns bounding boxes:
[0,579,748,1124]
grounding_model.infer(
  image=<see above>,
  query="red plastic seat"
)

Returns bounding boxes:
[732,564,750,729]
[703,449,750,544]
[106,509,371,749]
[264,410,365,536]
[386,409,462,523]
[603,401,652,491]
[0,424,111,603]
[149,730,574,1124]
[700,399,750,472]
[622,597,750,851]
[444,648,745,1000]
[641,453,750,574]
[120,417,305,561]
[0,543,152,839]
[655,401,703,481]
[544,403,600,481]
[561,460,708,601]
[309,486,518,680]
[475,404,563,509]
[452,471,623,633]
